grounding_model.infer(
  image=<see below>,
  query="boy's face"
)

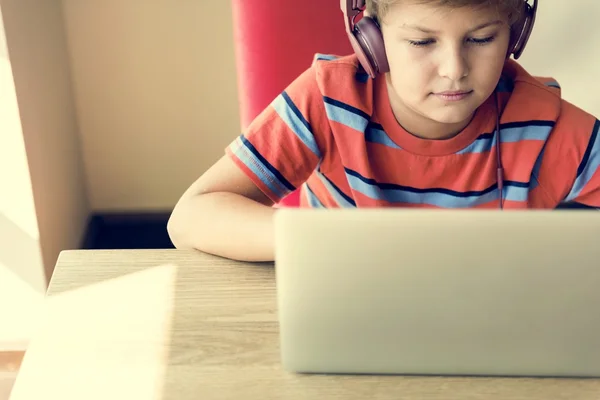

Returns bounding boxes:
[379,1,511,138]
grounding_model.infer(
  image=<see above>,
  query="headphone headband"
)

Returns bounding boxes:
[340,0,361,35]
[341,0,364,15]
[341,0,538,78]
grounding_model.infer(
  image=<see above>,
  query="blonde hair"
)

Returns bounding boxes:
[366,0,525,26]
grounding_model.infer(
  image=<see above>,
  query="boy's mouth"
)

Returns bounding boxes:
[433,90,473,102]
[435,90,472,95]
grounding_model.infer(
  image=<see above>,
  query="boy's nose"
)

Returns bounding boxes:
[438,47,469,82]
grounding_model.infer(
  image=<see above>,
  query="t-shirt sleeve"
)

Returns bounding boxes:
[225,64,331,204]
[538,101,600,208]
[562,118,600,207]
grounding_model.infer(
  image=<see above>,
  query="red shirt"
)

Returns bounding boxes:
[227,54,600,209]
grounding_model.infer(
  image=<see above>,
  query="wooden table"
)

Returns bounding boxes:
[9,250,600,400]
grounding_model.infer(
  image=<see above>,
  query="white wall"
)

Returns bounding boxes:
[0,4,45,292]
[0,3,46,351]
[61,0,241,212]
[0,0,89,349]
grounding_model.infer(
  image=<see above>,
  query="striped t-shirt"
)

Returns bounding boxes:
[226,54,600,209]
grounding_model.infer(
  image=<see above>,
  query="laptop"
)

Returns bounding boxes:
[273,209,600,377]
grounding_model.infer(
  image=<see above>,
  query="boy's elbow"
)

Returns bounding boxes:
[167,206,192,249]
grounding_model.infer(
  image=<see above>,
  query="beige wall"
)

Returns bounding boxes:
[517,0,600,117]
[0,0,89,349]
[61,0,241,212]
[0,0,239,349]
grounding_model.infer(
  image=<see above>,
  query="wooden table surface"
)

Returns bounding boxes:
[9,249,600,400]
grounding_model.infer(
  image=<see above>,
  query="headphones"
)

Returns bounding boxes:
[341,0,538,78]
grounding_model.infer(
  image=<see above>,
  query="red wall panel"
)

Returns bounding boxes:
[231,0,353,206]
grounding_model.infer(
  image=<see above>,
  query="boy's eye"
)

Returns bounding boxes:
[407,36,496,47]
[407,39,434,47]
[468,36,496,45]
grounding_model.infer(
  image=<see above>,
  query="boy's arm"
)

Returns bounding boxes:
[168,154,277,262]
[168,63,330,261]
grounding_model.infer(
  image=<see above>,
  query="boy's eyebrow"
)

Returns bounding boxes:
[403,20,503,34]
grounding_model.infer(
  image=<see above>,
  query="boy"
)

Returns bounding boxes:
[168,0,600,262]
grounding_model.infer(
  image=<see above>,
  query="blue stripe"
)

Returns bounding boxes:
[365,123,401,149]
[315,170,356,207]
[345,168,529,207]
[544,80,560,89]
[565,119,600,201]
[240,136,296,191]
[458,121,554,154]
[273,92,321,157]
[304,183,324,207]
[323,96,370,132]
[235,137,292,198]
[323,97,370,120]
[459,133,494,154]
[502,181,531,203]
[315,54,339,61]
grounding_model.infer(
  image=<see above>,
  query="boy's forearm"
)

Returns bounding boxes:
[168,192,276,262]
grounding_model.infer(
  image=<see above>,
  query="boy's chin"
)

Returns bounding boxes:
[424,108,477,126]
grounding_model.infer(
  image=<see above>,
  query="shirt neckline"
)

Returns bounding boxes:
[374,74,497,157]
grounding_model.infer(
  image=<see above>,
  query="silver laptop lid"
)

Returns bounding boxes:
[274,209,600,377]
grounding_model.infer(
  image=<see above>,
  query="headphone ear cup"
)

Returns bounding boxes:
[352,16,390,77]
[508,1,536,59]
